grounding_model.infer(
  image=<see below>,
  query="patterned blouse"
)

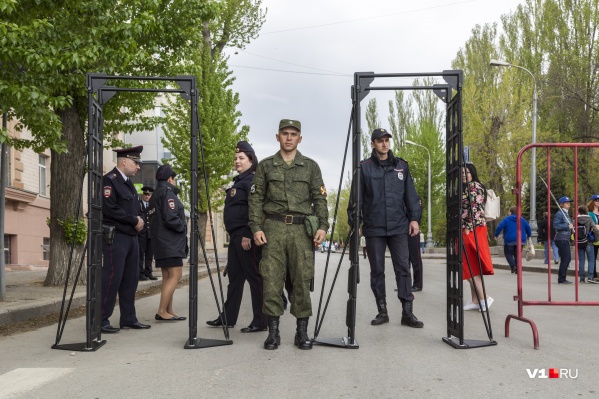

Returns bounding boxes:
[462,181,487,230]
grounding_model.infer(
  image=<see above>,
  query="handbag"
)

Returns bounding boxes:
[485,189,500,221]
[525,236,536,261]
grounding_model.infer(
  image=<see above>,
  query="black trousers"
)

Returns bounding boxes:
[408,233,423,289]
[366,235,414,303]
[138,234,154,277]
[101,232,139,326]
[220,235,266,327]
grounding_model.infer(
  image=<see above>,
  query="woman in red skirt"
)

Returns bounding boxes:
[461,163,494,311]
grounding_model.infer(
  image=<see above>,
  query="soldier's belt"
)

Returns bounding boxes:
[265,214,305,225]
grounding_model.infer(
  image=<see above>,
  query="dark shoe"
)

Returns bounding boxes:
[558,280,573,284]
[240,325,267,333]
[401,301,424,328]
[294,318,313,350]
[138,275,148,281]
[206,317,234,328]
[510,266,516,274]
[148,275,158,280]
[371,299,389,325]
[264,316,281,350]
[120,322,151,329]
[101,325,120,334]
[155,314,176,321]
[412,286,422,292]
[173,315,187,321]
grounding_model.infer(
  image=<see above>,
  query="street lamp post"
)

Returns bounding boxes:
[405,140,433,249]
[490,59,538,238]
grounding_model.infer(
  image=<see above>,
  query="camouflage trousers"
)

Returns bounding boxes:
[260,218,314,318]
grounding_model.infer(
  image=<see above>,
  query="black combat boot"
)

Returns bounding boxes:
[294,318,313,350]
[264,316,281,350]
[401,301,424,328]
[371,299,389,325]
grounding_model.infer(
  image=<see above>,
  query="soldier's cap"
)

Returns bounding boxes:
[113,145,143,163]
[591,194,599,201]
[278,119,301,132]
[156,164,176,181]
[371,128,392,141]
[558,196,573,204]
[236,141,255,153]
[141,186,154,195]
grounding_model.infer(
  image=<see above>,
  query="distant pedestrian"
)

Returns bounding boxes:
[419,231,425,254]
[576,205,599,284]
[538,212,559,265]
[586,195,599,279]
[554,196,574,284]
[138,186,157,281]
[494,206,531,274]
[360,235,367,259]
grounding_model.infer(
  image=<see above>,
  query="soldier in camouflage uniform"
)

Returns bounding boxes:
[249,119,329,350]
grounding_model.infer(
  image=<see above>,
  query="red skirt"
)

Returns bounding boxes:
[462,226,494,280]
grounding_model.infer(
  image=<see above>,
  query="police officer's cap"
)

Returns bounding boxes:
[141,186,154,195]
[236,141,255,154]
[279,119,301,131]
[113,145,143,163]
[371,128,392,141]
[156,164,176,181]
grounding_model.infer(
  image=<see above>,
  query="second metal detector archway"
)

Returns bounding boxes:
[313,70,495,350]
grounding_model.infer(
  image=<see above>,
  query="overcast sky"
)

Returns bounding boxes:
[225,0,524,191]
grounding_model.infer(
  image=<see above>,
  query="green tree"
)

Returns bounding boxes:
[0,0,227,285]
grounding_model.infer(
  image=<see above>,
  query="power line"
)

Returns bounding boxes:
[229,64,351,76]
[241,50,346,75]
[262,0,480,35]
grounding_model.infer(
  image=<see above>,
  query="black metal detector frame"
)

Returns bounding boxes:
[314,70,494,350]
[52,74,231,351]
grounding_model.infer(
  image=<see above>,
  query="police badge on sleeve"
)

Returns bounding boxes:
[103,186,112,198]
[167,199,175,210]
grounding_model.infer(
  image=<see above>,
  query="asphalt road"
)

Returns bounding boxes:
[0,253,597,399]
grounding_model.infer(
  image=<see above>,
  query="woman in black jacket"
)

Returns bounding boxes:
[149,164,187,321]
[206,141,266,332]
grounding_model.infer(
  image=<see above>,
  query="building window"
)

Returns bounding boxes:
[4,235,11,265]
[39,154,48,196]
[42,237,50,261]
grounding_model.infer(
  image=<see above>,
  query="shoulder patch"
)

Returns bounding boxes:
[103,186,112,198]
[250,184,256,194]
[167,199,175,210]
[108,173,117,180]
[320,185,327,196]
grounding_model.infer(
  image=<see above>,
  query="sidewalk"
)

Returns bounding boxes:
[0,256,227,327]
[0,249,582,328]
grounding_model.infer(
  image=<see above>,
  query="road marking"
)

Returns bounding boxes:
[0,368,74,398]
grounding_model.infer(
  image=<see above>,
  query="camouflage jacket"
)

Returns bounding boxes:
[248,150,329,234]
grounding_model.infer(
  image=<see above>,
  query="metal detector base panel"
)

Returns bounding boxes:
[184,338,233,349]
[52,340,106,352]
[314,337,359,349]
[442,336,497,349]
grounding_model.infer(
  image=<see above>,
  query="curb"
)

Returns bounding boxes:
[0,267,213,327]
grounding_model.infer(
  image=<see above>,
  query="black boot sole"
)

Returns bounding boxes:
[401,317,424,328]
[264,337,281,350]
[371,316,389,325]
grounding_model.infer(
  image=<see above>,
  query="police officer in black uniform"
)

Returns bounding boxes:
[138,186,157,281]
[348,128,423,329]
[101,146,151,333]
[207,141,266,332]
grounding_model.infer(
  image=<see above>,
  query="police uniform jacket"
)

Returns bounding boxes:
[148,181,187,260]
[102,167,140,236]
[248,150,329,233]
[224,169,254,238]
[349,149,421,237]
[138,197,151,238]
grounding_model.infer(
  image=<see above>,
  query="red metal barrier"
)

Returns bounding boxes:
[506,143,599,349]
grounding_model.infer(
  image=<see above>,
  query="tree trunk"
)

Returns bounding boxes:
[44,101,86,286]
